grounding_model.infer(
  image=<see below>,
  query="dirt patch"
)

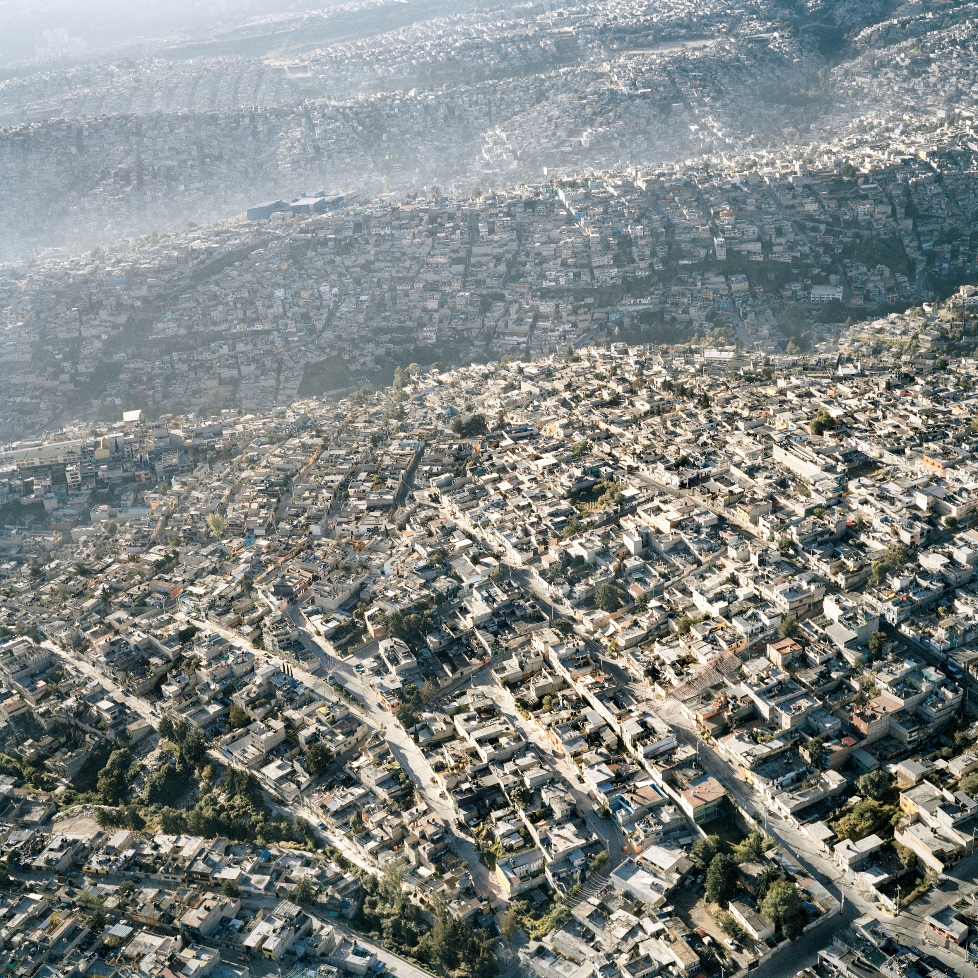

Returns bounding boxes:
[674,884,750,969]
[53,808,102,837]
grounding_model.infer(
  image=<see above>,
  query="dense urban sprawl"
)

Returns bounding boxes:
[3,327,978,977]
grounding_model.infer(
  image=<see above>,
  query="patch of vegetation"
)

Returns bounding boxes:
[356,872,497,978]
[508,896,571,939]
[298,357,354,398]
[451,413,489,438]
[0,752,58,792]
[831,798,899,842]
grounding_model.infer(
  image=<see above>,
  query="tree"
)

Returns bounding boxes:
[500,909,521,941]
[705,852,739,905]
[89,907,107,933]
[103,520,118,537]
[735,831,773,863]
[293,878,317,904]
[761,880,805,940]
[594,582,624,613]
[451,413,488,438]
[221,879,240,899]
[205,512,227,538]
[959,771,978,795]
[810,410,837,437]
[570,440,592,458]
[305,742,335,777]
[179,728,207,767]
[157,715,175,742]
[510,785,532,809]
[755,865,781,901]
[807,737,826,768]
[396,701,418,731]
[228,704,252,730]
[858,768,894,802]
[885,543,908,569]
[690,835,719,870]
[868,630,886,659]
[777,614,798,639]
[96,747,133,806]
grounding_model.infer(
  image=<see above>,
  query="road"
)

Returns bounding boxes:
[8,864,437,978]
[468,668,629,868]
[41,639,159,723]
[185,614,503,903]
[656,698,978,977]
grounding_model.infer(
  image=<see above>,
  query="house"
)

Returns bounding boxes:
[833,834,884,873]
[727,898,776,941]
[494,847,545,897]
[677,776,725,823]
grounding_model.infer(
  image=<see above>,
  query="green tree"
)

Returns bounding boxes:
[705,852,739,905]
[885,543,908,569]
[777,614,798,639]
[451,413,488,438]
[959,771,978,795]
[420,676,440,705]
[305,742,335,777]
[227,704,252,730]
[570,440,592,458]
[594,582,625,612]
[205,512,227,538]
[179,728,207,767]
[157,715,175,742]
[690,835,719,871]
[500,908,521,941]
[293,878,317,904]
[761,880,805,940]
[810,410,837,437]
[807,737,826,767]
[858,768,894,802]
[221,879,240,899]
[755,865,781,901]
[396,701,418,730]
[96,748,133,806]
[510,785,532,809]
[735,831,773,863]
[868,630,886,659]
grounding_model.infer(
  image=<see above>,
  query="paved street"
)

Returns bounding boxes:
[41,639,160,723]
[185,614,503,903]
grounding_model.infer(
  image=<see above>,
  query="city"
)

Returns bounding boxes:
[2,333,978,978]
[3,0,978,977]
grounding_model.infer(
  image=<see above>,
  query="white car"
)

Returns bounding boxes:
[724,939,738,950]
